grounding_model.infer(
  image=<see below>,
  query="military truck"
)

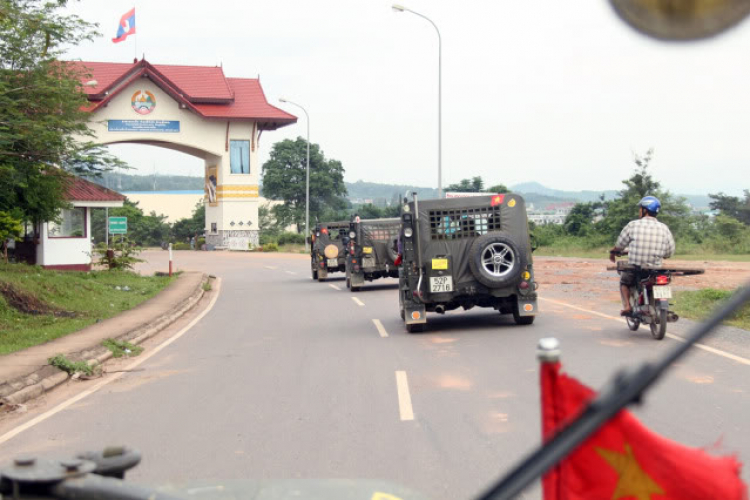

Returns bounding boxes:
[310,221,350,281]
[398,193,538,332]
[345,217,401,291]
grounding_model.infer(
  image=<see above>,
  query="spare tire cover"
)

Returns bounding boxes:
[468,232,526,288]
[324,244,340,260]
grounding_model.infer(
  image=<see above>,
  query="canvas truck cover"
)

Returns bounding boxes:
[313,221,350,258]
[360,218,401,265]
[410,194,532,286]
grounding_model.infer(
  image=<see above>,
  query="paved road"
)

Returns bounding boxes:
[1,251,749,499]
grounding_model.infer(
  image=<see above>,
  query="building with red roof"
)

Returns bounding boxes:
[71,58,296,249]
[30,176,125,271]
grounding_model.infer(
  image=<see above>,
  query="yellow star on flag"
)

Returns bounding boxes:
[596,443,665,500]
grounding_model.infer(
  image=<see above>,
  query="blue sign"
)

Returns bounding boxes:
[108,120,180,133]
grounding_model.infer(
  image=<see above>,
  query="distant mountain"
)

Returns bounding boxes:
[90,172,202,192]
[344,180,439,203]
[511,182,618,203]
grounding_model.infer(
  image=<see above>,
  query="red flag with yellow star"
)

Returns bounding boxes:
[541,361,747,500]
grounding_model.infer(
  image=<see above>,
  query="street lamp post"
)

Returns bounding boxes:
[279,98,311,251]
[392,4,442,198]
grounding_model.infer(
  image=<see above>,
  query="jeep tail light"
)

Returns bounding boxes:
[354,265,360,271]
[519,281,529,290]
[320,262,325,268]
[656,275,669,285]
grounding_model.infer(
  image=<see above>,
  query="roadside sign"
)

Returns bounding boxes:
[108,217,127,234]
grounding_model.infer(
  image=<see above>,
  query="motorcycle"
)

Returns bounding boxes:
[610,251,681,340]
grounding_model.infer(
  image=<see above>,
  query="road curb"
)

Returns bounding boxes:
[0,273,210,408]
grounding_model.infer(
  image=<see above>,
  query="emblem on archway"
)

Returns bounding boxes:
[131,90,155,115]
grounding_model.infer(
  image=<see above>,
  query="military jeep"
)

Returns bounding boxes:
[345,217,401,291]
[398,193,538,332]
[310,221,349,281]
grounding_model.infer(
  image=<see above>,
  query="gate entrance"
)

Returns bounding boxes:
[74,58,296,248]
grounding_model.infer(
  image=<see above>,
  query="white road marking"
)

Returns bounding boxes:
[264,265,277,270]
[0,279,224,448]
[329,284,341,291]
[373,319,389,338]
[285,271,297,275]
[539,296,750,366]
[395,371,414,421]
[352,297,365,307]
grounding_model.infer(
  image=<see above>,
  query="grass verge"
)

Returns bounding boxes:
[672,289,750,331]
[0,263,174,355]
[48,354,95,376]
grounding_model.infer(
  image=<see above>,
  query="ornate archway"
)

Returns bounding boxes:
[74,59,296,248]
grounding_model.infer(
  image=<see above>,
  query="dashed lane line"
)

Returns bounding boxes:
[264,265,277,270]
[0,279,224,448]
[352,297,365,307]
[329,284,341,291]
[285,271,297,275]
[539,296,750,366]
[395,371,415,421]
[373,319,389,338]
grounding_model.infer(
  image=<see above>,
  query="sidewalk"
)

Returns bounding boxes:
[0,271,207,404]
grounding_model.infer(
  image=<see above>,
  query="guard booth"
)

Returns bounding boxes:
[14,176,125,271]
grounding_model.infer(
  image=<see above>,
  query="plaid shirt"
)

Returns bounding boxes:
[615,217,675,267]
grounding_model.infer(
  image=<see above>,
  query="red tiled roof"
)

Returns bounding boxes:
[69,59,296,128]
[63,176,126,203]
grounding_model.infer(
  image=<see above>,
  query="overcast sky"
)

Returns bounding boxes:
[62,1,750,196]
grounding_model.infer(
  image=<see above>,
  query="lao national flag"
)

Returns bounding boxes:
[540,360,747,499]
[112,8,136,43]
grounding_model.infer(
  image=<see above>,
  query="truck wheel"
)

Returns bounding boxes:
[512,310,535,325]
[406,322,425,333]
[468,232,525,288]
[400,308,405,320]
[312,268,318,280]
[346,277,351,289]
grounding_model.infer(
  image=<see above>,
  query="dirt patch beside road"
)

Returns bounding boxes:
[534,256,750,300]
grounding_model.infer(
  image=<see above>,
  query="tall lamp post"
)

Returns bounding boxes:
[279,98,311,251]
[392,4,442,198]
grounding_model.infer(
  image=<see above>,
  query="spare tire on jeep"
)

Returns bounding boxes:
[468,232,525,288]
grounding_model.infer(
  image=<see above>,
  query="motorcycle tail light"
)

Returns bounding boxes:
[656,275,669,285]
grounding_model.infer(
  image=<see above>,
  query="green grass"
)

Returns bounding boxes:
[672,289,750,330]
[102,338,143,358]
[0,263,174,355]
[278,243,306,254]
[48,354,95,376]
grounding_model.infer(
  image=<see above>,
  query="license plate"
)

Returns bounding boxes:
[432,258,448,270]
[362,247,373,254]
[430,276,453,293]
[327,258,338,267]
[653,286,672,299]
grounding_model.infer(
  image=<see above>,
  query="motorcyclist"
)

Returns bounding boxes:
[609,196,676,316]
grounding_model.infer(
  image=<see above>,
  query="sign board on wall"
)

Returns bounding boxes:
[107,120,180,133]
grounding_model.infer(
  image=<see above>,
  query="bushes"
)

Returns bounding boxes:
[262,242,279,252]
[259,231,305,246]
[172,242,191,250]
[277,232,305,245]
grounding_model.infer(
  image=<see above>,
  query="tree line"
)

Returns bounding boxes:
[533,150,750,255]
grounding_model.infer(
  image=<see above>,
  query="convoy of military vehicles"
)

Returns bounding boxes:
[309,193,538,332]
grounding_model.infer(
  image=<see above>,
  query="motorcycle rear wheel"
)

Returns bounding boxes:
[650,307,668,340]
